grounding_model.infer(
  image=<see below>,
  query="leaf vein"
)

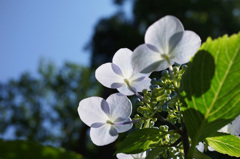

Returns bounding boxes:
[205,38,240,119]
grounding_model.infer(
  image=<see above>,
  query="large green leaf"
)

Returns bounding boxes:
[193,149,211,159]
[0,139,83,159]
[116,128,166,154]
[180,33,240,157]
[145,147,165,159]
[206,134,240,157]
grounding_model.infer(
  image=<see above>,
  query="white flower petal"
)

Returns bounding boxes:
[229,115,240,136]
[132,44,164,73]
[117,84,135,96]
[218,124,231,134]
[90,124,118,146]
[196,142,204,152]
[116,153,134,159]
[95,63,124,88]
[106,93,132,122]
[134,151,147,158]
[113,48,134,78]
[145,15,184,54]
[117,152,147,159]
[130,75,151,92]
[208,146,215,151]
[155,60,171,72]
[131,71,151,82]
[78,97,109,127]
[91,122,105,128]
[218,115,240,136]
[169,30,201,64]
[114,117,133,133]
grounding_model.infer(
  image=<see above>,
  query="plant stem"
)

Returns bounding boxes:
[156,113,182,135]
[125,79,150,104]
[167,61,190,158]
[169,137,182,147]
[180,113,190,158]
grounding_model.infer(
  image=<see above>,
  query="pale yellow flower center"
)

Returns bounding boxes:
[106,120,114,125]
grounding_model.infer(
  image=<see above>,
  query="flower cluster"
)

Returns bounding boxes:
[78,15,201,158]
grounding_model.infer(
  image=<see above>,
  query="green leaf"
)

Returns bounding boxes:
[146,147,165,159]
[180,33,240,157]
[193,149,211,159]
[116,128,165,154]
[206,134,240,157]
[0,139,83,159]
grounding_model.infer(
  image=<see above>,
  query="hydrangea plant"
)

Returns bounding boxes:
[77,15,240,158]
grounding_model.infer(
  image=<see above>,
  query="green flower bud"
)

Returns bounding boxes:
[142,89,148,94]
[161,70,169,76]
[151,78,157,84]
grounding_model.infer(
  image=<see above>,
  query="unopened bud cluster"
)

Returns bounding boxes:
[133,65,187,158]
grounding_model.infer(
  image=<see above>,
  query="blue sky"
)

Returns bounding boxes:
[0,0,131,82]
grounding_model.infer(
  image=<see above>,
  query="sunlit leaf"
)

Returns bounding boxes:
[180,32,240,157]
[116,128,166,154]
[206,134,240,157]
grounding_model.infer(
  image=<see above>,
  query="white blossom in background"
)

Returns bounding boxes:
[95,48,151,96]
[116,151,147,159]
[132,15,201,73]
[197,115,240,152]
[196,142,215,152]
[78,93,133,146]
[196,142,205,152]
[218,115,240,137]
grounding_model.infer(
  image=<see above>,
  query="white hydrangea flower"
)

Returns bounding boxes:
[78,93,133,146]
[116,151,147,159]
[132,15,201,73]
[95,48,151,96]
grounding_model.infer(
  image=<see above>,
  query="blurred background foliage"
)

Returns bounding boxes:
[1,0,240,158]
[0,139,83,159]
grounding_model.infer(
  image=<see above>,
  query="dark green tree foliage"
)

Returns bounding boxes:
[88,0,240,68]
[132,0,240,40]
[87,14,143,69]
[0,139,83,159]
[0,61,101,158]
